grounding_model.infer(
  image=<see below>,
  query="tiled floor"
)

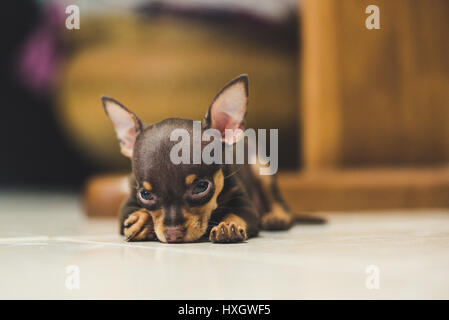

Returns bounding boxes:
[0,190,448,299]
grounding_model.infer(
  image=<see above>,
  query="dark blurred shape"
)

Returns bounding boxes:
[0,1,95,189]
[16,1,64,94]
[137,1,298,50]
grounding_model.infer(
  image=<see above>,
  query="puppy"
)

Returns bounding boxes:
[102,75,321,243]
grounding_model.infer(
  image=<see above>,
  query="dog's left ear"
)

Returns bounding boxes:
[203,74,248,144]
[101,96,143,158]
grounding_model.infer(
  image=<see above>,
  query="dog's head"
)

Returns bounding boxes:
[102,75,248,242]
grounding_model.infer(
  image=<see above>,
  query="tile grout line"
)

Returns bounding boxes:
[0,233,308,267]
[53,236,308,268]
[0,234,324,268]
[0,236,51,242]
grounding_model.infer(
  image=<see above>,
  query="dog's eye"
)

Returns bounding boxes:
[192,181,210,195]
[187,179,214,205]
[138,189,157,207]
[140,190,153,200]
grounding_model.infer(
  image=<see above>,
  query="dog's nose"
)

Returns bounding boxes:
[164,227,185,243]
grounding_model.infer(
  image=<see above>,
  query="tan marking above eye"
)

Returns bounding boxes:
[143,181,152,191]
[185,174,197,186]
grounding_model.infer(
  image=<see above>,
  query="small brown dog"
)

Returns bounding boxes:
[99,75,323,243]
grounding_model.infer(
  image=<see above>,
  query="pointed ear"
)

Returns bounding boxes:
[203,74,248,144]
[101,96,143,158]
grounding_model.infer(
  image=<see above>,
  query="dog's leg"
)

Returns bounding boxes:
[251,163,293,231]
[120,196,157,241]
[208,188,259,243]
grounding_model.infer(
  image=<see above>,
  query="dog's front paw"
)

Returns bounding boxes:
[124,210,156,241]
[209,221,247,243]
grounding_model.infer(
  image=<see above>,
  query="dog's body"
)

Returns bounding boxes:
[102,75,321,243]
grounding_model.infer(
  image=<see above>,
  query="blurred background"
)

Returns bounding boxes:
[1,0,449,212]
[0,0,299,191]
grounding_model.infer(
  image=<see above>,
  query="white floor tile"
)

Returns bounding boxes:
[0,191,448,299]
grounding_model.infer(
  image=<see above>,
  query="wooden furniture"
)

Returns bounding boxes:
[281,0,449,213]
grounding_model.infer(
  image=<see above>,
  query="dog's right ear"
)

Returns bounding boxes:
[203,74,249,144]
[101,96,143,158]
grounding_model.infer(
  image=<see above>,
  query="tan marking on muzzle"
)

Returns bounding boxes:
[183,169,224,242]
[147,209,166,242]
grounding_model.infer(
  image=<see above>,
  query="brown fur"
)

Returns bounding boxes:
[183,169,224,242]
[251,162,293,230]
[102,75,322,244]
[148,169,224,243]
